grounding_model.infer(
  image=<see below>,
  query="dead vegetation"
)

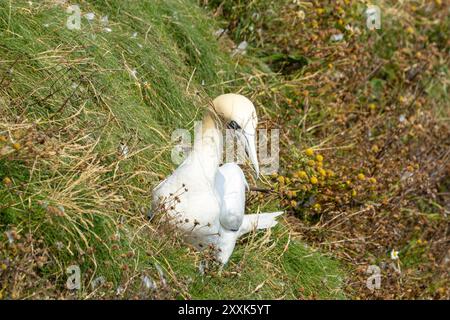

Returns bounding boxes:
[208,0,449,299]
[1,0,346,299]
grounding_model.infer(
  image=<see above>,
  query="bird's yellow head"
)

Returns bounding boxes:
[212,93,259,177]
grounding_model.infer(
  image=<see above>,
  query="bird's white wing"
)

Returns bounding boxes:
[214,163,248,264]
[215,163,248,232]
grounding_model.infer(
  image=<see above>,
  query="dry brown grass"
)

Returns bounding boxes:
[210,0,450,299]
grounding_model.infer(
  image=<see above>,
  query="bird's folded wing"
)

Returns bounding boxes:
[216,163,247,232]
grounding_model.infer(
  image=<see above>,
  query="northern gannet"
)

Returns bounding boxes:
[152,93,283,264]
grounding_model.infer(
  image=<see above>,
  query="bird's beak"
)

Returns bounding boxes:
[242,131,259,179]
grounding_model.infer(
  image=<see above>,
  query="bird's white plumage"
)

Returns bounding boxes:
[216,163,248,232]
[152,94,283,264]
[215,163,247,264]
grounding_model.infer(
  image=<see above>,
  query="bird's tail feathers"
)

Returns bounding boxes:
[238,211,283,237]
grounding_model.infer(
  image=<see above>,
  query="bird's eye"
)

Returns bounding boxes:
[226,120,241,130]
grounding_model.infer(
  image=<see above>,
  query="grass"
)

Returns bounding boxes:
[207,0,449,299]
[188,226,344,299]
[0,0,345,299]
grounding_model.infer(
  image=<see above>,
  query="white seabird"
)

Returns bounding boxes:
[152,93,283,264]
